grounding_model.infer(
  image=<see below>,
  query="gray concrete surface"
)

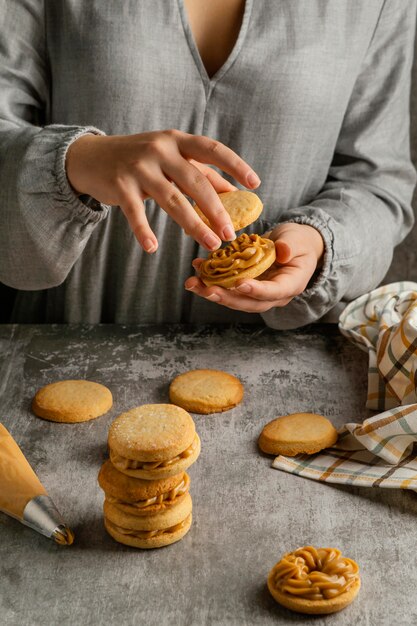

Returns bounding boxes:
[0,324,416,626]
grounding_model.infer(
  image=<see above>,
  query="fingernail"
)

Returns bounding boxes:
[186,285,196,291]
[222,225,236,241]
[206,293,220,302]
[247,172,261,188]
[236,283,251,294]
[202,233,221,250]
[144,238,157,253]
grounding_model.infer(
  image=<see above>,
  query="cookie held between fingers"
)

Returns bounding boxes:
[103,492,193,549]
[194,190,263,231]
[98,460,190,515]
[199,233,276,289]
[267,546,361,615]
[32,380,113,423]
[108,404,200,479]
[170,369,244,414]
[258,413,338,456]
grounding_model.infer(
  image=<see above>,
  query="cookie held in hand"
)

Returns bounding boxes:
[194,190,263,231]
[199,233,276,289]
[258,412,338,456]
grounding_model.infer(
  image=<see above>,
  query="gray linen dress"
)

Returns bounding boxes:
[0,0,416,327]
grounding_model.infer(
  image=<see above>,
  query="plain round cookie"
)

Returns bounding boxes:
[104,492,192,531]
[194,190,263,231]
[32,380,113,423]
[169,369,244,414]
[104,513,192,549]
[108,404,196,462]
[258,413,338,456]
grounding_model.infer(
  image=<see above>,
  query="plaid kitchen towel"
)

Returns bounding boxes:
[339,282,417,411]
[272,404,417,490]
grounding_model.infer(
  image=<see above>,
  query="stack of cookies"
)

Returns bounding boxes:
[98,404,200,549]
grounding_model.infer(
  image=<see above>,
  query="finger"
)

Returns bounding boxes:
[189,161,238,193]
[146,177,222,251]
[177,133,261,189]
[234,266,310,301]
[191,258,203,270]
[184,279,275,313]
[163,159,236,241]
[275,239,292,264]
[119,195,158,253]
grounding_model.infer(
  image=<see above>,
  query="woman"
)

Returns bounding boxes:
[0,0,416,327]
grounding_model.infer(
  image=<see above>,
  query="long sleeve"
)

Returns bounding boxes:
[0,0,109,291]
[262,0,417,330]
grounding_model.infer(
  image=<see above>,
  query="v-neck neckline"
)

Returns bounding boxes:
[177,0,253,94]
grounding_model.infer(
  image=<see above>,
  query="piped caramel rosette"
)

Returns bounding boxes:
[267,546,361,615]
[199,233,276,289]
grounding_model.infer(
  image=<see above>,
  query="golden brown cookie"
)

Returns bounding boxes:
[103,492,192,549]
[108,404,200,479]
[194,190,263,231]
[98,460,190,515]
[267,546,361,615]
[199,233,276,289]
[258,413,338,456]
[170,369,244,414]
[32,380,113,423]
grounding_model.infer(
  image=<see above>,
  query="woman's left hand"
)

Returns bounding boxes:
[184,223,324,313]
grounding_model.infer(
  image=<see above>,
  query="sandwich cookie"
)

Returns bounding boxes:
[199,233,276,289]
[194,190,263,231]
[104,492,192,549]
[32,380,113,423]
[170,369,244,414]
[98,460,190,515]
[108,404,200,479]
[258,413,338,456]
[267,546,361,615]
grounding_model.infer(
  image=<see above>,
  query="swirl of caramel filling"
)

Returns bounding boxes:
[107,474,190,510]
[270,546,360,601]
[111,435,198,471]
[199,233,272,283]
[106,516,190,539]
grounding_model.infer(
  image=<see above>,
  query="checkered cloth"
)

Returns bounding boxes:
[339,281,417,411]
[272,283,417,490]
[272,404,417,490]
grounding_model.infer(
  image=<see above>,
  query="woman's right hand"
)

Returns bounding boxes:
[65,130,260,253]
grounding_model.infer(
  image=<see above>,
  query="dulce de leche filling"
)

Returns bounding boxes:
[107,474,190,510]
[271,546,360,601]
[199,233,272,285]
[111,435,198,472]
[106,515,190,539]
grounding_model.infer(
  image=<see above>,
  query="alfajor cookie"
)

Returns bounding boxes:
[32,380,113,423]
[199,233,276,289]
[170,369,244,414]
[267,546,361,615]
[108,404,200,479]
[98,460,190,515]
[104,491,192,549]
[194,190,263,231]
[258,413,338,456]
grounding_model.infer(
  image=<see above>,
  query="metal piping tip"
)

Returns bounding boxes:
[23,495,74,544]
[53,525,75,546]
